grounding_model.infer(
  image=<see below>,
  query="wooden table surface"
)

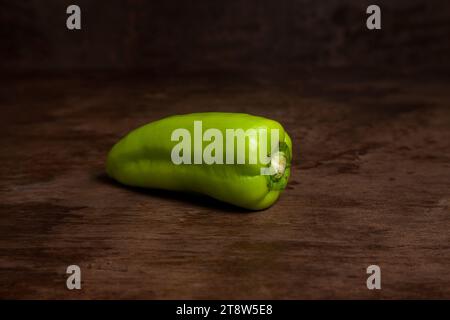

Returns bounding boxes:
[0,70,449,299]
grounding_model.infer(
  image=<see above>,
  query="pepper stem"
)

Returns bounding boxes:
[270,151,287,180]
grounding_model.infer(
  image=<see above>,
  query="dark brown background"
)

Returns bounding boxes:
[1,0,450,73]
[0,0,450,299]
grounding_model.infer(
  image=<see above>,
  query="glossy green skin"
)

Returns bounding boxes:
[106,112,292,210]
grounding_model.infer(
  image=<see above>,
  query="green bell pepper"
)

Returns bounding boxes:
[106,112,292,210]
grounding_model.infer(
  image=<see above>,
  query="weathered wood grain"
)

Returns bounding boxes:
[0,70,449,299]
